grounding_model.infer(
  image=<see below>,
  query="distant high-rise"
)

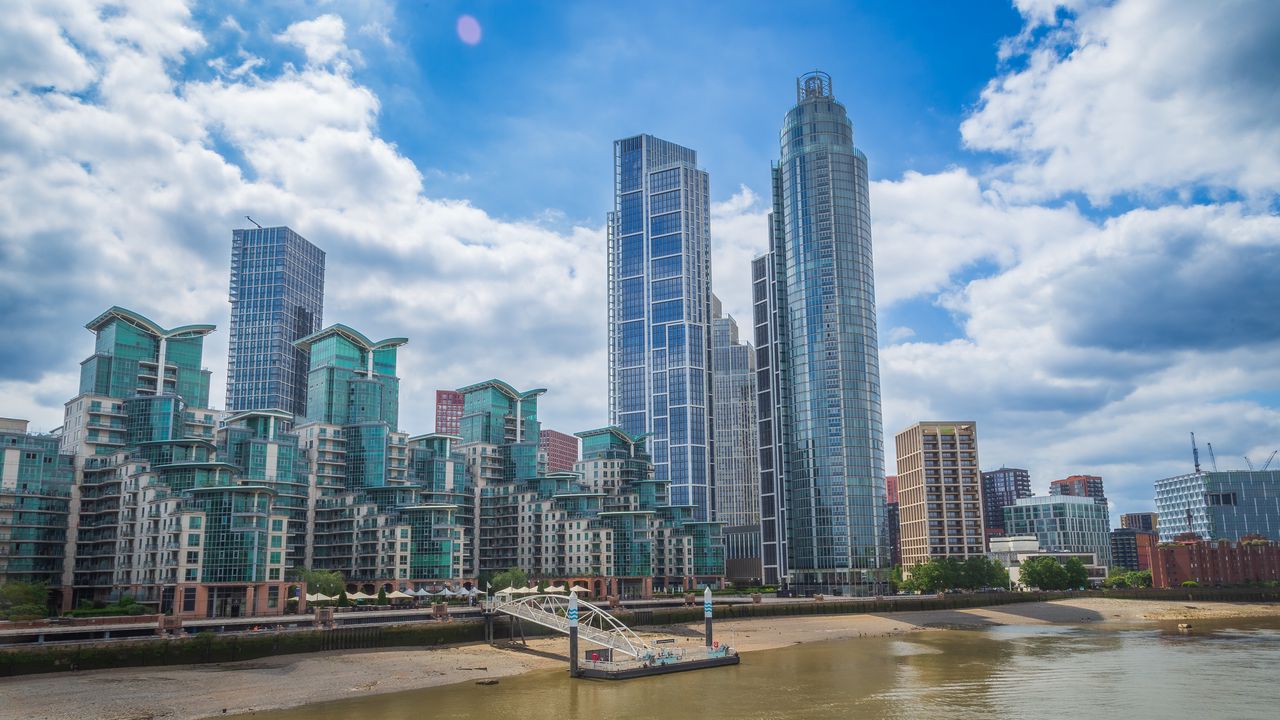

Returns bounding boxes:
[895,422,985,568]
[754,72,887,593]
[1120,512,1157,532]
[1005,495,1112,566]
[710,295,761,584]
[608,134,714,520]
[1155,470,1280,542]
[981,467,1032,538]
[435,389,465,435]
[885,476,901,568]
[1050,475,1107,506]
[226,226,325,418]
[539,429,580,473]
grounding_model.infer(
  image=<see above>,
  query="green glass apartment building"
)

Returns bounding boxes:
[0,419,75,606]
[754,72,888,593]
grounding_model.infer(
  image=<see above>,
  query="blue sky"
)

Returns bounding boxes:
[1,0,1279,524]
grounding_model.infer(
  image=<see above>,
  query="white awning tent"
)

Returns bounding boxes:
[349,591,375,601]
[544,584,568,593]
[568,585,590,594]
[512,586,538,595]
[495,586,517,596]
[438,587,457,597]
[412,588,432,597]
[387,590,413,600]
[305,593,332,602]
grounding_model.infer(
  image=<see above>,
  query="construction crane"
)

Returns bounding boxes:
[1262,451,1278,472]
[1190,432,1201,473]
[1244,455,1255,471]
[1206,442,1218,471]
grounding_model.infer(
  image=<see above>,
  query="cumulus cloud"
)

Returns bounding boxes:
[964,0,1280,203]
[0,4,605,436]
[275,14,357,67]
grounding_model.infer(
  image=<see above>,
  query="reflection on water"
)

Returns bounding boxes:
[248,619,1280,720]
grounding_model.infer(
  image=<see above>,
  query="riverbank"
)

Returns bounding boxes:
[2,598,1277,720]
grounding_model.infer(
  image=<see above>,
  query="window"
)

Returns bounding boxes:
[182,587,197,612]
[271,519,284,532]
[187,533,200,547]
[186,551,199,563]
[185,568,198,581]
[270,535,282,548]
[188,516,202,529]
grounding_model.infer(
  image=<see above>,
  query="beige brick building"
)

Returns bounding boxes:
[894,422,986,569]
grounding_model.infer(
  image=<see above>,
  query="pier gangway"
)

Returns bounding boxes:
[486,594,654,658]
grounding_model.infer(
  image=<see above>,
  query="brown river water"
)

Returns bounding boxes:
[245,619,1280,719]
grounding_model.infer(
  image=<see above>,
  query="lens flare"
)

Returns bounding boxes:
[456,15,482,45]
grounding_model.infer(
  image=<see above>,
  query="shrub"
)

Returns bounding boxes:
[3,604,49,621]
[1181,580,1200,588]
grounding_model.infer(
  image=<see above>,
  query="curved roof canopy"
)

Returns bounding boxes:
[455,379,547,401]
[86,306,215,340]
[293,323,408,353]
[575,426,650,444]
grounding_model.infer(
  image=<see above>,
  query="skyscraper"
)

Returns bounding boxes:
[226,225,325,418]
[1120,512,1158,532]
[711,295,761,584]
[754,72,887,593]
[608,134,715,520]
[981,467,1032,538]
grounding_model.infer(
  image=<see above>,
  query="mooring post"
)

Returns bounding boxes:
[704,586,713,648]
[568,592,580,676]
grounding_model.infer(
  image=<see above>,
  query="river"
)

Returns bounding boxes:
[247,618,1280,719]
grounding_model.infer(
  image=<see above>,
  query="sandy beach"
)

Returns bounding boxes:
[2,598,1277,720]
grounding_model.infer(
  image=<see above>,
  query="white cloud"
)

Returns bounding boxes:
[0,2,606,438]
[964,0,1280,203]
[275,14,357,67]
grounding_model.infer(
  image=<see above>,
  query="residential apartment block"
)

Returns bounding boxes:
[895,422,985,569]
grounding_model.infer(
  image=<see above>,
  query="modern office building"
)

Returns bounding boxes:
[607,133,715,520]
[1154,470,1280,542]
[1110,528,1157,571]
[1151,536,1280,588]
[1049,474,1107,506]
[988,535,1108,588]
[895,422,985,569]
[1120,512,1158,532]
[0,419,75,607]
[753,71,887,594]
[226,226,325,418]
[435,390,465,436]
[539,429,580,473]
[1004,495,1112,567]
[710,295,761,585]
[981,467,1032,538]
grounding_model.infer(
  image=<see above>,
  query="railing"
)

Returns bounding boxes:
[489,594,654,658]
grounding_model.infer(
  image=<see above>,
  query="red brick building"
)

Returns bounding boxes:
[1152,536,1280,587]
[885,475,898,504]
[540,429,580,473]
[434,390,464,435]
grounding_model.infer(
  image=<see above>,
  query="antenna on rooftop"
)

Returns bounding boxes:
[245,215,263,229]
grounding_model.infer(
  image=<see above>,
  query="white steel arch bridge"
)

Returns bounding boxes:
[487,594,654,658]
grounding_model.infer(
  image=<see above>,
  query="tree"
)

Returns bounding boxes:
[337,590,350,607]
[377,587,388,605]
[294,568,345,597]
[1019,556,1070,590]
[489,566,529,592]
[1063,558,1090,589]
[0,579,48,607]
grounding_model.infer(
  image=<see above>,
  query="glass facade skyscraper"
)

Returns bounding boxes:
[608,134,715,520]
[226,226,325,418]
[711,295,761,583]
[754,72,887,593]
[1155,470,1280,542]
